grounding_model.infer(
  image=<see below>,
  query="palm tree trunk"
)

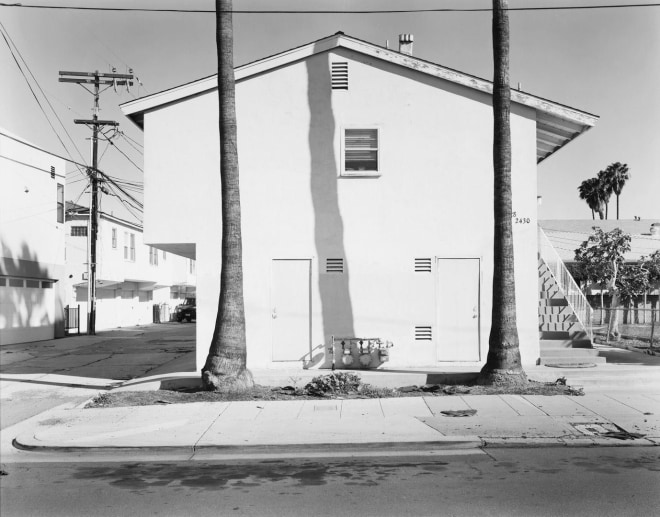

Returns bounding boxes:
[616,194,620,220]
[591,208,594,220]
[478,0,527,387]
[202,0,253,391]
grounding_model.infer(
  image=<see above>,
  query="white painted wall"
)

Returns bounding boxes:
[0,130,66,345]
[140,48,540,369]
[63,213,196,332]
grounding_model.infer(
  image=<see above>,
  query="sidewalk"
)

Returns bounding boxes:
[2,326,659,459]
[9,390,660,459]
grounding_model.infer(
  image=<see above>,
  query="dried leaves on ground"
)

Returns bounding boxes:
[87,373,583,409]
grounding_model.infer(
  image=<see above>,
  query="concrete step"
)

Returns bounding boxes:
[539,290,561,300]
[539,298,568,307]
[539,338,593,349]
[539,321,582,332]
[541,348,601,358]
[538,313,578,323]
[538,306,571,315]
[537,356,607,366]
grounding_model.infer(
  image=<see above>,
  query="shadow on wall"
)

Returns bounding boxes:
[308,48,355,368]
[0,240,63,344]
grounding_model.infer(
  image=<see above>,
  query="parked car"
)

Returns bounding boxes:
[175,297,196,322]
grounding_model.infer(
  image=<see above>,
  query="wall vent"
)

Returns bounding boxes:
[414,258,432,273]
[50,166,55,178]
[415,326,432,341]
[326,258,345,273]
[331,62,348,89]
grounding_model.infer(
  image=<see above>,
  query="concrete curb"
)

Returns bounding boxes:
[12,436,483,458]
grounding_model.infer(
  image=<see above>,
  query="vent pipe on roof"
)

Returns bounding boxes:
[399,34,414,56]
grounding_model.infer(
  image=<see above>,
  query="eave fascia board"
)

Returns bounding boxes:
[121,32,598,133]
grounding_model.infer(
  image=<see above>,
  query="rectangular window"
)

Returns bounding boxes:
[130,233,135,261]
[71,226,88,237]
[112,228,117,249]
[42,281,53,289]
[124,232,129,259]
[149,246,159,266]
[0,278,6,286]
[9,278,23,288]
[189,259,196,275]
[26,279,40,288]
[343,128,379,176]
[56,184,64,223]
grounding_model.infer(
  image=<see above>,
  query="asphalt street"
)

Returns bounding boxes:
[0,323,195,429]
[2,447,659,517]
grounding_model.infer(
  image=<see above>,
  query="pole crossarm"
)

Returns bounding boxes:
[74,119,119,126]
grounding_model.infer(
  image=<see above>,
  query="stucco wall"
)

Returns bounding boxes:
[1,131,66,344]
[141,48,539,369]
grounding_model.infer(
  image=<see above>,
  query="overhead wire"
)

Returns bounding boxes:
[1,3,659,13]
[0,20,88,170]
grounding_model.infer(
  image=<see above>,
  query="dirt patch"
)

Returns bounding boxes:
[86,378,583,408]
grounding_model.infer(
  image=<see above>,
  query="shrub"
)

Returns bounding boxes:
[304,372,362,396]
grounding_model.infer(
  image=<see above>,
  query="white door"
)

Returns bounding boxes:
[437,258,480,361]
[272,259,311,361]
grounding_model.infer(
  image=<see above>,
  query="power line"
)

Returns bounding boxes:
[99,133,143,172]
[0,21,88,170]
[0,130,94,172]
[0,154,66,178]
[1,3,659,13]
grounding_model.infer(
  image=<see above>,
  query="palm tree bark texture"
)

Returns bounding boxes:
[202,0,254,391]
[477,0,527,387]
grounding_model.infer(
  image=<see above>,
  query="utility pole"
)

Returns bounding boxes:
[59,70,133,335]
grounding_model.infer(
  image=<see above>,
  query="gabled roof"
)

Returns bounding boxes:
[540,219,660,262]
[121,32,598,163]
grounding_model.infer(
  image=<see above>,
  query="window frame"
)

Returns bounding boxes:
[56,184,64,223]
[341,126,381,178]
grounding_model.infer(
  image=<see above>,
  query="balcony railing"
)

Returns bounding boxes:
[538,226,593,341]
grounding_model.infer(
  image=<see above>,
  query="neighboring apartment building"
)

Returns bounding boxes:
[121,32,598,371]
[0,129,66,345]
[64,203,196,332]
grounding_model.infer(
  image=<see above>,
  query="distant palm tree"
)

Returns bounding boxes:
[596,169,613,219]
[602,162,630,220]
[578,177,606,220]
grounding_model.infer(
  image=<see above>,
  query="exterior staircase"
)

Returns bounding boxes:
[537,228,604,366]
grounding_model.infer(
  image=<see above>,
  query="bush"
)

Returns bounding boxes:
[304,372,362,396]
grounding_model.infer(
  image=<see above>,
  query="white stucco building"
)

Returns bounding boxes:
[121,32,598,370]
[64,203,196,332]
[1,129,66,345]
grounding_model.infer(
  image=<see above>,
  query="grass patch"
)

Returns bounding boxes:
[86,373,583,408]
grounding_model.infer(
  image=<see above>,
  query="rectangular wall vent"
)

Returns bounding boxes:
[415,326,433,341]
[331,62,348,89]
[414,258,432,273]
[326,258,345,273]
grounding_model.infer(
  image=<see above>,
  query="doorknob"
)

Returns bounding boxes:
[272,307,277,319]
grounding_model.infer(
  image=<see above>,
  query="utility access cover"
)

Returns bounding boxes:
[572,422,646,440]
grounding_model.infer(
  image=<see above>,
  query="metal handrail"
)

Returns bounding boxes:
[538,227,593,340]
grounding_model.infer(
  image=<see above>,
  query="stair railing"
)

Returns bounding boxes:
[538,226,593,341]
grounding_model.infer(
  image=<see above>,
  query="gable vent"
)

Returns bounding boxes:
[331,62,348,90]
[415,326,432,341]
[326,258,345,273]
[50,166,55,178]
[414,258,432,273]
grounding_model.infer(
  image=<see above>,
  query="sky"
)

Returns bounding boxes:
[1,0,659,225]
